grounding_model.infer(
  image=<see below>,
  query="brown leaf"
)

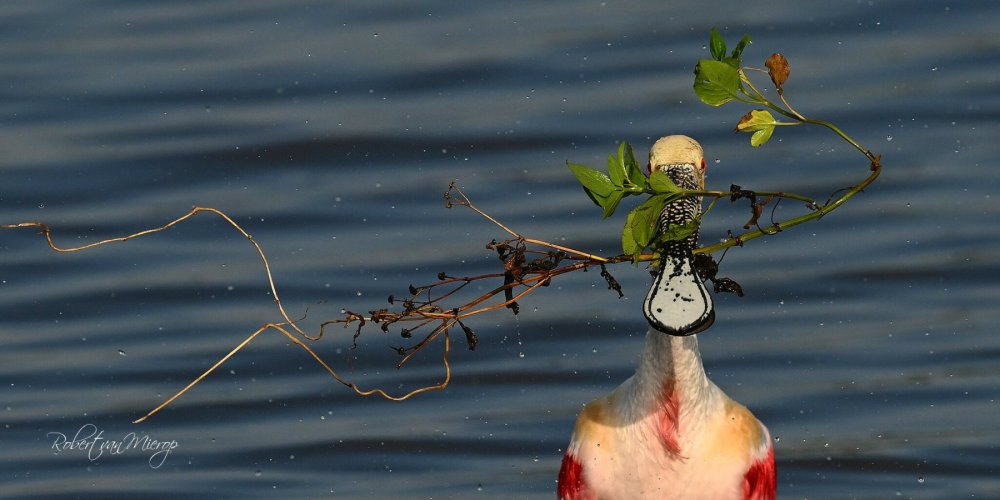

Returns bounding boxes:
[735,111,754,132]
[765,53,790,91]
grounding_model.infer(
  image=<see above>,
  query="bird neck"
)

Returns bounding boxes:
[632,328,721,416]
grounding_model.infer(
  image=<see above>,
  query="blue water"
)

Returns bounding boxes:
[2,1,998,498]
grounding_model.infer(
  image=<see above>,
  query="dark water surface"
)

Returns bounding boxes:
[2,1,998,498]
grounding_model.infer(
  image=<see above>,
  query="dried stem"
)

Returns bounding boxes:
[447,182,610,263]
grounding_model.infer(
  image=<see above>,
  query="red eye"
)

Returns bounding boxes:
[646,162,652,174]
[700,159,707,171]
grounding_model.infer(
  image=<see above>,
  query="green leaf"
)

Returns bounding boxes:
[621,219,639,257]
[606,153,624,188]
[648,170,682,194]
[621,142,646,188]
[750,127,775,147]
[659,218,700,243]
[730,34,752,63]
[735,109,777,131]
[607,142,646,191]
[621,208,645,257]
[621,194,669,255]
[735,109,777,147]
[709,27,726,62]
[601,190,625,220]
[567,161,617,207]
[693,59,741,106]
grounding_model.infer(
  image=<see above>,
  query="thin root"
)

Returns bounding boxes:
[5,207,454,423]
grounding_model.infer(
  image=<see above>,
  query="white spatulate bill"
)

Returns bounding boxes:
[643,252,714,336]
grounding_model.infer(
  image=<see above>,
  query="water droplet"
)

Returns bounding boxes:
[255,470,262,477]
[886,135,893,142]
[118,349,126,356]
[917,476,924,484]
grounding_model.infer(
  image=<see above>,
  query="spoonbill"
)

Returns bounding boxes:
[558,136,776,499]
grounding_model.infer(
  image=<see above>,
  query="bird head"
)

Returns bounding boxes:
[646,135,707,190]
[642,135,715,337]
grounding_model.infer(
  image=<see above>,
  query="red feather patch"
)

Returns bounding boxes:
[557,452,594,500]
[743,445,776,500]
[656,381,682,456]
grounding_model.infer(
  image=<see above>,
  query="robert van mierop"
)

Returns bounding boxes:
[47,423,179,469]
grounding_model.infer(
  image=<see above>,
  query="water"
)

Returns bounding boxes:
[2,1,998,498]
